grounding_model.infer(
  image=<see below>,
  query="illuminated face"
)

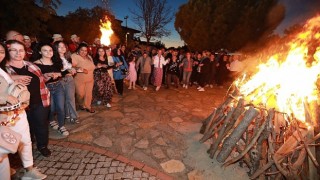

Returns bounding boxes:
[0,45,5,62]
[24,39,31,48]
[58,42,67,55]
[98,48,105,56]
[79,47,88,57]
[9,43,25,61]
[40,45,53,59]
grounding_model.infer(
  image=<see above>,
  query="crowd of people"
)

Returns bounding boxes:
[0,30,245,179]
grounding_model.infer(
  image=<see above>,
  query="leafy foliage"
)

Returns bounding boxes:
[174,0,285,51]
[130,0,174,44]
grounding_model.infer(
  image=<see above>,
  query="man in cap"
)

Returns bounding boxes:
[69,34,80,53]
[90,38,102,57]
[52,34,63,43]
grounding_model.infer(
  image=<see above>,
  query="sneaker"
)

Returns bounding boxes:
[96,101,102,105]
[198,88,205,91]
[156,86,160,91]
[182,84,186,88]
[143,87,147,91]
[38,147,51,157]
[58,126,70,136]
[49,121,59,130]
[197,86,202,90]
[22,167,47,180]
[65,116,71,121]
[70,118,80,124]
[106,103,112,108]
[185,85,188,89]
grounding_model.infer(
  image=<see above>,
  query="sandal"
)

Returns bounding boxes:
[85,108,95,113]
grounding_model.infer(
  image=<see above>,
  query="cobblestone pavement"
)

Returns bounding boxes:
[11,83,250,180]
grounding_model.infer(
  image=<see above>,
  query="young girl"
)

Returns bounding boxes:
[53,41,79,123]
[127,56,137,90]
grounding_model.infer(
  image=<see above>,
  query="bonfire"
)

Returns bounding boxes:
[100,16,114,46]
[200,16,320,179]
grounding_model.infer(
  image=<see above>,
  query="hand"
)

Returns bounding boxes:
[12,75,32,85]
[6,95,19,105]
[69,68,77,75]
[83,68,88,74]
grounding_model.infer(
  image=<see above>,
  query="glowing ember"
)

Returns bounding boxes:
[100,16,114,46]
[236,16,320,123]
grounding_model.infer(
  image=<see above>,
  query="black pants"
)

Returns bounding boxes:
[115,79,124,95]
[198,72,207,87]
[26,103,50,149]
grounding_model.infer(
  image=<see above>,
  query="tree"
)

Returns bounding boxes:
[130,0,174,45]
[175,0,285,51]
[0,0,52,37]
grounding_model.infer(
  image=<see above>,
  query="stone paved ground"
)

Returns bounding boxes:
[11,83,250,180]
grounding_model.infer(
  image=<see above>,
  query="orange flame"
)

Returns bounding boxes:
[100,17,114,46]
[236,15,320,123]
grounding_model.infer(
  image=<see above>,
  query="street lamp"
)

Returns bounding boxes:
[125,32,130,46]
[124,15,128,28]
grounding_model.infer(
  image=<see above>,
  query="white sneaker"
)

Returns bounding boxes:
[182,84,186,88]
[49,121,59,130]
[106,103,112,108]
[185,85,188,89]
[97,101,102,105]
[197,86,202,90]
[58,126,69,136]
[143,87,148,91]
[22,167,47,180]
[198,88,205,91]
[156,86,160,91]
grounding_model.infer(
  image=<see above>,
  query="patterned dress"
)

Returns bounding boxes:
[93,59,113,104]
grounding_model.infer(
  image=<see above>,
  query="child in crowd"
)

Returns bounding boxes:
[127,56,137,90]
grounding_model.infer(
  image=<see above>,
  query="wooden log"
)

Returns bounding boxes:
[224,99,245,135]
[200,113,226,143]
[304,101,319,180]
[200,90,239,134]
[209,107,236,158]
[216,107,259,163]
[223,109,275,167]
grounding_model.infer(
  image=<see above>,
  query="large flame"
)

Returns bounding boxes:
[236,16,320,123]
[100,16,114,46]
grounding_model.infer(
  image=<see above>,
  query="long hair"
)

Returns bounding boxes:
[0,42,9,71]
[94,47,107,61]
[30,42,62,70]
[53,41,72,63]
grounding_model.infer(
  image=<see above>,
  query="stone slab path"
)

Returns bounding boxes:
[11,84,250,180]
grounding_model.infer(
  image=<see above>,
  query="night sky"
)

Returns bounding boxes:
[56,0,320,48]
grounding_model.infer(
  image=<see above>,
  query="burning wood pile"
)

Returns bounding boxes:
[200,16,320,179]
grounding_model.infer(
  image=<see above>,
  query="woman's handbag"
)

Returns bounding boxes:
[0,125,21,154]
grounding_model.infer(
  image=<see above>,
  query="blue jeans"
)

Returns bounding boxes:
[26,103,50,149]
[183,71,192,85]
[61,76,78,119]
[47,81,65,127]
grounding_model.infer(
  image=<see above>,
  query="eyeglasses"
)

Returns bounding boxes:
[9,49,25,54]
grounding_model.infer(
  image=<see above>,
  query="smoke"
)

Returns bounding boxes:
[276,0,320,34]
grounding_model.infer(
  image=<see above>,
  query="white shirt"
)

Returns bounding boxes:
[229,60,244,72]
[153,55,168,68]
